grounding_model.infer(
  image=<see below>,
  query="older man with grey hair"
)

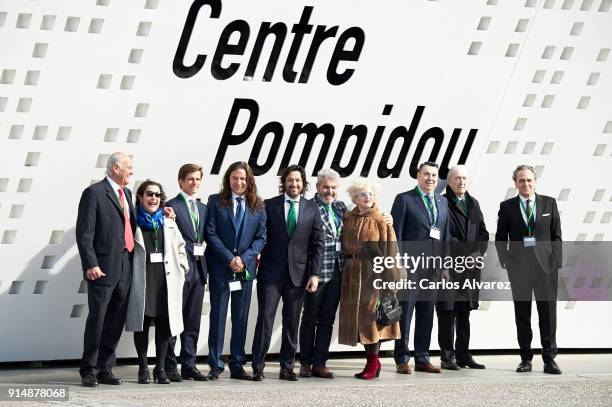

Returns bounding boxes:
[437,165,489,370]
[76,152,136,387]
[298,168,346,379]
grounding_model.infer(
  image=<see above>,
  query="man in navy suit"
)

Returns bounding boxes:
[391,161,450,374]
[206,161,267,381]
[76,152,136,387]
[251,165,324,382]
[495,165,562,374]
[164,164,209,382]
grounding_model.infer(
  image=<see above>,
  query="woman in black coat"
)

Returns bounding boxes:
[436,166,489,370]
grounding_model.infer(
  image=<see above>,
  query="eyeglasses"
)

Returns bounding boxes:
[144,191,161,198]
[358,192,374,198]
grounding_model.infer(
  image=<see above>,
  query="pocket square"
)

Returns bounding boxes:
[542,213,551,217]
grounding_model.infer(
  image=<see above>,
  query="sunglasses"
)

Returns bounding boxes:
[358,192,374,198]
[144,191,162,198]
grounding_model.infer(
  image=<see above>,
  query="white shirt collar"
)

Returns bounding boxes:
[417,185,433,197]
[106,176,122,194]
[284,193,300,203]
[519,193,535,204]
[180,190,196,202]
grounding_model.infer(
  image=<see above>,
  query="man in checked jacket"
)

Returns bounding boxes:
[298,169,347,379]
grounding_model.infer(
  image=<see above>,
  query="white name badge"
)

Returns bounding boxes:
[336,242,342,252]
[193,243,205,257]
[429,228,441,240]
[523,236,536,247]
[229,280,242,292]
[150,252,164,263]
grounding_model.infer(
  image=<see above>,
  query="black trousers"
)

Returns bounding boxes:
[437,308,471,361]
[79,250,132,378]
[509,260,558,363]
[134,316,171,370]
[251,279,305,370]
[299,265,341,367]
[165,269,205,371]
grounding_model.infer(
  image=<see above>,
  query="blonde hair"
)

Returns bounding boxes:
[346,177,381,202]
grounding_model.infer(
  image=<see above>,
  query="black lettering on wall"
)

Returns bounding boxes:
[331,124,367,177]
[173,0,222,79]
[408,126,444,178]
[377,105,424,178]
[212,20,250,80]
[244,22,287,82]
[249,121,284,175]
[327,27,365,86]
[283,6,314,83]
[279,122,334,175]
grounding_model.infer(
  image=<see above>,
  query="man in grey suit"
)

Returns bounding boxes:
[251,165,324,381]
[392,161,450,374]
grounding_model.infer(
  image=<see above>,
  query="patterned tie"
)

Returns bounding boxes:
[190,199,199,231]
[426,194,436,225]
[234,197,244,237]
[118,188,134,252]
[325,204,337,237]
[525,199,535,232]
[458,198,468,216]
[286,200,297,238]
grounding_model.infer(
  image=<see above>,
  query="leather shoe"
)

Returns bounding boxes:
[279,368,298,381]
[299,364,312,378]
[97,372,122,385]
[181,367,208,381]
[457,356,485,369]
[543,361,562,375]
[81,374,98,387]
[516,360,532,373]
[137,369,150,384]
[415,362,442,373]
[230,369,253,381]
[153,368,170,384]
[207,367,222,381]
[252,369,265,381]
[396,362,412,374]
[165,369,183,382]
[441,360,460,370]
[312,366,335,379]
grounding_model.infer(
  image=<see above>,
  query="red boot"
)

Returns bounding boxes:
[356,354,381,380]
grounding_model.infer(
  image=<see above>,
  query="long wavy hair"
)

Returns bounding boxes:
[278,164,309,196]
[220,161,263,211]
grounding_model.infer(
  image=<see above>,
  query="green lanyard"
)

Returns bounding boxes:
[324,204,339,236]
[520,199,536,235]
[145,213,161,251]
[415,187,436,226]
[233,268,252,281]
[180,194,200,242]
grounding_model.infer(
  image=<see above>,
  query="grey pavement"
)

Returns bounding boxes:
[0,354,611,406]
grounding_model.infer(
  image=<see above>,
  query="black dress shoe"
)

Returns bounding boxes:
[97,372,122,385]
[207,367,222,381]
[81,374,98,387]
[457,356,486,369]
[543,361,562,375]
[252,369,265,381]
[165,369,183,382]
[138,369,150,384]
[441,360,460,370]
[153,368,170,384]
[230,369,253,381]
[181,367,209,381]
[279,368,298,381]
[516,360,532,373]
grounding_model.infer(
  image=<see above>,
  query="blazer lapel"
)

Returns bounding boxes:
[514,196,529,235]
[319,204,334,237]
[175,195,196,241]
[104,179,125,218]
[226,201,236,234]
[412,191,431,226]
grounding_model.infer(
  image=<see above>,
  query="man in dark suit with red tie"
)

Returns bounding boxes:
[495,165,562,374]
[76,152,136,387]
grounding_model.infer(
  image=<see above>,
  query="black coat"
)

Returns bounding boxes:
[437,186,489,311]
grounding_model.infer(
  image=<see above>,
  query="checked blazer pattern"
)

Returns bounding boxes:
[314,193,347,282]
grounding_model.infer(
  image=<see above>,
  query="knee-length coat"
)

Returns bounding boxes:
[338,206,403,346]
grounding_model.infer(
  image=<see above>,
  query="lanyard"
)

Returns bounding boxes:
[180,194,200,242]
[415,187,436,226]
[151,220,160,251]
[520,199,536,235]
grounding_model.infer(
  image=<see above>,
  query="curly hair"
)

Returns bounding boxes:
[136,179,166,208]
[220,161,263,211]
[278,165,309,196]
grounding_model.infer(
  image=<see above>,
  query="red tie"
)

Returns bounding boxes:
[118,188,134,252]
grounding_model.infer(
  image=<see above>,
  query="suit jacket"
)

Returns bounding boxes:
[166,194,208,284]
[205,193,267,281]
[495,194,562,274]
[126,219,189,336]
[391,188,451,262]
[258,195,324,287]
[76,178,136,286]
[438,187,489,310]
[313,193,346,283]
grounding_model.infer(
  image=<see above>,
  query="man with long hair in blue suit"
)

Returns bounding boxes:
[205,161,267,381]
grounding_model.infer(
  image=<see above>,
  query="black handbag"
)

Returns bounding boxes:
[376,295,402,326]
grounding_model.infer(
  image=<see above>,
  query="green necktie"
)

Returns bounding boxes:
[458,198,468,216]
[287,200,297,238]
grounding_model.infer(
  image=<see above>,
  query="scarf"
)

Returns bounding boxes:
[136,206,164,230]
